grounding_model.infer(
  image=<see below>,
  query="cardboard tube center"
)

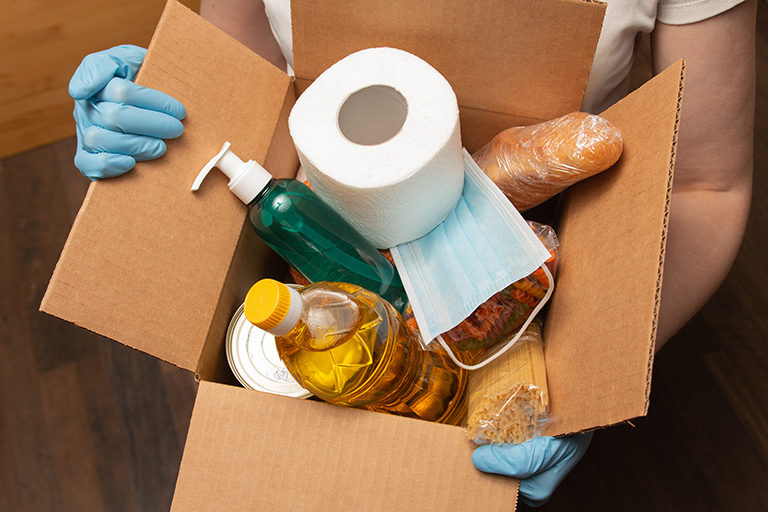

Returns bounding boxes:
[338,85,408,145]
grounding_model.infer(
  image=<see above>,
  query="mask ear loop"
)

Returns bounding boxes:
[436,262,554,371]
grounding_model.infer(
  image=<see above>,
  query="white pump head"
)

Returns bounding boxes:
[191,141,272,204]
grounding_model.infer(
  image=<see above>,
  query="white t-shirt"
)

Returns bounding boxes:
[263,0,743,113]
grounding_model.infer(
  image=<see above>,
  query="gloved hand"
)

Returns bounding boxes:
[69,44,186,180]
[472,432,592,507]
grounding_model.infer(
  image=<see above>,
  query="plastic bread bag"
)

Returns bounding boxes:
[473,112,623,212]
[467,320,549,445]
[414,221,558,368]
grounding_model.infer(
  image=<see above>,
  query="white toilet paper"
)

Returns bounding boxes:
[288,47,464,248]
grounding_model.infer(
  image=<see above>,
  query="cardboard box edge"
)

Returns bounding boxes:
[171,380,521,511]
[541,58,686,436]
[640,58,685,412]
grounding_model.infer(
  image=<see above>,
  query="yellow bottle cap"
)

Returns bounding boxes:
[244,279,292,330]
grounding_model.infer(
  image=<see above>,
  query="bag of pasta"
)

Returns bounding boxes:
[473,112,623,212]
[403,221,558,369]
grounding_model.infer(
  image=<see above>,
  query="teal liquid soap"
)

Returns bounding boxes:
[249,179,407,314]
[191,142,407,314]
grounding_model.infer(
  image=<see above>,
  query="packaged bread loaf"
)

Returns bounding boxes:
[473,112,623,211]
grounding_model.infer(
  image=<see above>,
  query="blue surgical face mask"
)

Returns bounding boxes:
[389,149,551,352]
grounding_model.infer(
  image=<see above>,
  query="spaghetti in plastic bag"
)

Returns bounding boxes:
[467,320,549,445]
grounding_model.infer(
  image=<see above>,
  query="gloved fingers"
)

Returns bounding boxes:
[517,455,580,507]
[81,125,167,161]
[104,44,147,75]
[69,45,147,100]
[96,78,186,120]
[73,101,91,139]
[472,437,553,480]
[94,101,184,139]
[515,433,593,508]
[473,433,593,479]
[74,147,136,180]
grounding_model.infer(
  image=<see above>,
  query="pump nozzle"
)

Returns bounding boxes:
[191,141,272,204]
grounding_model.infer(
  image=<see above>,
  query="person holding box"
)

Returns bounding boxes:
[67,0,756,506]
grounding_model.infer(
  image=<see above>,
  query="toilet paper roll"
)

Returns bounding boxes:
[288,47,464,248]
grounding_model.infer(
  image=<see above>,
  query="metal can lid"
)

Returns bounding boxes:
[226,302,312,399]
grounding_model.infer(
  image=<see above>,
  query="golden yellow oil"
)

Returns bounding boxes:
[275,282,467,424]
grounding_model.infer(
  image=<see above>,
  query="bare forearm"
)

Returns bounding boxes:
[200,0,286,69]
[652,0,756,350]
[657,180,752,348]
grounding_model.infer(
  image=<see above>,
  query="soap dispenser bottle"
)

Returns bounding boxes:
[192,142,408,314]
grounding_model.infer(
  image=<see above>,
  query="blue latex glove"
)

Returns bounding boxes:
[69,45,186,180]
[472,433,593,507]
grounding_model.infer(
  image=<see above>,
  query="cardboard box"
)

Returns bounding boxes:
[40,0,684,509]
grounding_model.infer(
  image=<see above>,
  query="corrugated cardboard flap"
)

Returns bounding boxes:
[291,0,606,151]
[172,382,518,511]
[40,0,298,373]
[544,60,685,435]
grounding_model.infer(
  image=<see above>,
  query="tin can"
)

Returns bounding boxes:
[226,302,312,399]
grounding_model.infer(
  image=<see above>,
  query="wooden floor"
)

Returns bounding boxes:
[2,8,767,512]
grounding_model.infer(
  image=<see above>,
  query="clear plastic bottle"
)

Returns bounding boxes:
[243,279,467,425]
[192,142,407,313]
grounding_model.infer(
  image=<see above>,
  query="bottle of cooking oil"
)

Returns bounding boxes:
[243,279,467,425]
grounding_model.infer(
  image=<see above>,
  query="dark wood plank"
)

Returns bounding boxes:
[0,137,198,512]
[98,341,191,511]
[0,154,64,512]
[38,361,110,511]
